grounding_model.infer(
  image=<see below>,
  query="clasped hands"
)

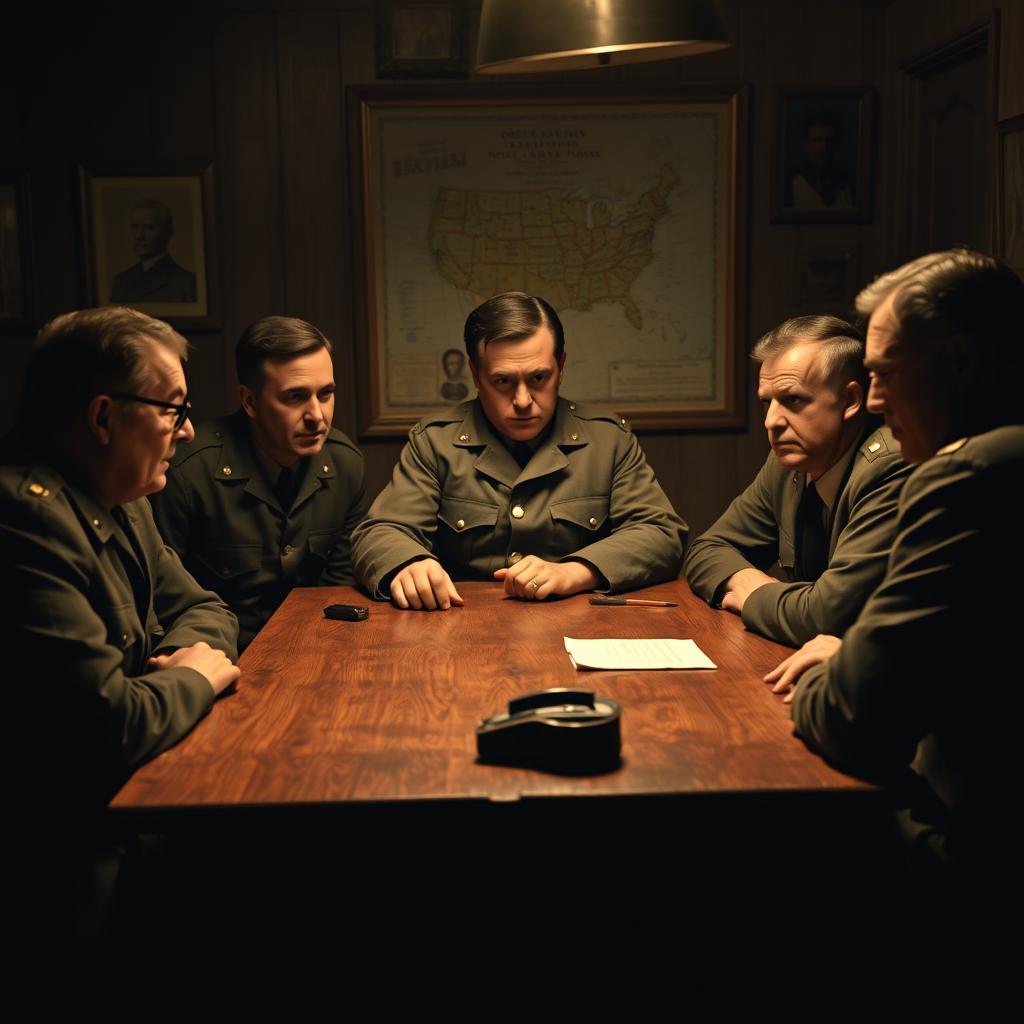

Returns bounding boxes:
[390,555,599,611]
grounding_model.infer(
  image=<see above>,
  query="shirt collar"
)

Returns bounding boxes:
[810,436,859,512]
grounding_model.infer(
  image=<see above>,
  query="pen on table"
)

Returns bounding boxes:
[589,597,678,607]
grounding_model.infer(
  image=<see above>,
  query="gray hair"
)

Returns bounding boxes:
[21,306,188,431]
[752,314,867,392]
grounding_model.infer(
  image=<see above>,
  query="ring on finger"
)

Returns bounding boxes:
[528,578,540,592]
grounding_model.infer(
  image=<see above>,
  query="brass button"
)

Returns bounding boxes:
[508,551,522,565]
[121,633,129,645]
[322,463,330,472]
[456,518,465,530]
[459,433,470,442]
[868,442,881,453]
[620,418,627,426]
[569,403,576,411]
[92,518,101,528]
[570,432,579,441]
[511,505,525,519]
[588,516,598,528]
[222,465,232,476]
[28,482,44,495]
[283,544,294,555]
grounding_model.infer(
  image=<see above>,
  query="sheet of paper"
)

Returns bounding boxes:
[563,637,717,671]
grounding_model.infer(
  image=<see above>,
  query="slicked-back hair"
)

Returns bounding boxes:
[752,314,867,393]
[463,292,565,367]
[21,306,187,432]
[235,316,333,392]
[856,248,1024,355]
[855,247,1024,430]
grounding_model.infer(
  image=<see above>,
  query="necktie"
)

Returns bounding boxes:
[511,442,533,469]
[798,482,829,580]
[275,466,296,513]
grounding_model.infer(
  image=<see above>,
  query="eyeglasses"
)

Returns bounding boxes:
[109,393,192,430]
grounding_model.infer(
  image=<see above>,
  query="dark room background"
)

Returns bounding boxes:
[2,0,1020,536]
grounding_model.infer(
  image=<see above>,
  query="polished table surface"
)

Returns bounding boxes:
[111,579,869,813]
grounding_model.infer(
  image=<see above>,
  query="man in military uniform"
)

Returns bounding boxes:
[151,316,368,649]
[2,306,239,941]
[351,291,688,610]
[766,250,1024,876]
[109,198,197,304]
[686,315,910,646]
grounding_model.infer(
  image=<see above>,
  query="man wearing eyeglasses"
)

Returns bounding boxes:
[150,316,368,649]
[1,306,239,944]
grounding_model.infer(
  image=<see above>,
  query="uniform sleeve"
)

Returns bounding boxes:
[1,495,218,794]
[134,499,239,660]
[684,453,783,603]
[350,430,443,598]
[790,458,974,776]
[565,429,688,592]
[741,451,911,646]
[320,447,370,587]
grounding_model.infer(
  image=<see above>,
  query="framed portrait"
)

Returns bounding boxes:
[772,86,874,224]
[996,113,1024,280]
[376,0,468,79]
[347,84,748,436]
[794,248,857,311]
[78,164,219,330]
[0,170,33,333]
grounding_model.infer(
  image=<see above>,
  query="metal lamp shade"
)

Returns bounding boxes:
[476,0,730,74]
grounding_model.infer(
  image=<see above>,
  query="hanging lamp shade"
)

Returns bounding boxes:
[475,0,730,74]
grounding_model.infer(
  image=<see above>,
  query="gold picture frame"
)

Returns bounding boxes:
[347,84,748,436]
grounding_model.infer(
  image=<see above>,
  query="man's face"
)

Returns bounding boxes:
[443,351,464,380]
[241,347,336,466]
[470,327,565,442]
[803,124,836,165]
[130,206,170,261]
[757,341,861,479]
[106,343,194,504]
[865,290,952,463]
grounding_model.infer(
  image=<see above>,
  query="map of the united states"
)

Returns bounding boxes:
[428,164,679,329]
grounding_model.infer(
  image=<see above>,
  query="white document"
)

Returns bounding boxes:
[563,637,717,671]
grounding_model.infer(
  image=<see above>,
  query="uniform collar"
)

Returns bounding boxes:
[212,410,333,514]
[453,397,586,488]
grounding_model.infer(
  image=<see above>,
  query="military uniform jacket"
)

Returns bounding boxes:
[0,438,238,815]
[110,253,197,304]
[685,425,910,646]
[791,427,1024,869]
[351,397,688,597]
[151,411,368,649]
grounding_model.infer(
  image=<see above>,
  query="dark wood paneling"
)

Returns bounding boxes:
[277,11,356,435]
[214,12,285,415]
[2,0,1019,537]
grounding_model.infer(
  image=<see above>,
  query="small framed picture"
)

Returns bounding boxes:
[795,248,857,310]
[78,164,219,330]
[0,170,33,333]
[772,86,874,224]
[996,113,1024,280]
[376,0,468,79]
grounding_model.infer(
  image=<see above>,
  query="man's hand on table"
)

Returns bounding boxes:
[720,567,778,614]
[148,641,241,696]
[493,556,599,601]
[763,633,842,704]
[390,558,465,611]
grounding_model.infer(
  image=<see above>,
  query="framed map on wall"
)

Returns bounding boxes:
[347,85,747,436]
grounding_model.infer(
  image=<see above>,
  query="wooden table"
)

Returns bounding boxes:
[110,581,894,948]
[112,579,868,813]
